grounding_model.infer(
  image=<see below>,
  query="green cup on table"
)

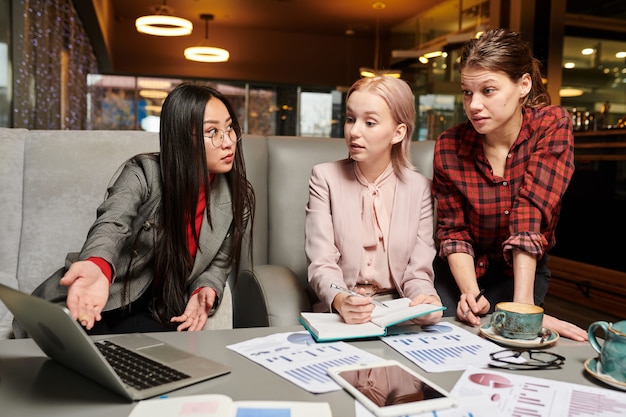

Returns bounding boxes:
[588,320,626,383]
[490,302,544,340]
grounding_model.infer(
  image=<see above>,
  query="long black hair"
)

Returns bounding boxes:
[152,83,255,324]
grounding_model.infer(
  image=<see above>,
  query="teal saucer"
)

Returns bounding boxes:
[584,357,626,391]
[479,323,558,348]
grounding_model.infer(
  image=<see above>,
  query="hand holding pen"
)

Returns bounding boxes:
[330,283,389,308]
[462,288,486,321]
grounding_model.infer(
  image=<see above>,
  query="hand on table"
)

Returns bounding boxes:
[543,313,588,342]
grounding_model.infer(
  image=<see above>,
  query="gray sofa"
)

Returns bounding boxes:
[0,128,435,339]
[233,136,436,328]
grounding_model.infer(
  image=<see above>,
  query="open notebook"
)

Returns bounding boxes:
[0,283,231,401]
[299,298,445,342]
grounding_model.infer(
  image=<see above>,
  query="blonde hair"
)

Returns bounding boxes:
[346,76,416,174]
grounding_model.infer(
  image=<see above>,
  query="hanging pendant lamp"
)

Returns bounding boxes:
[359,2,401,78]
[184,14,230,63]
[135,0,193,37]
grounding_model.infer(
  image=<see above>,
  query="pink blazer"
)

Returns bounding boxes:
[305,159,438,312]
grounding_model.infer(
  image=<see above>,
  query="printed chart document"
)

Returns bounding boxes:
[298,299,445,342]
[227,331,386,393]
[127,394,333,417]
[451,366,626,417]
[380,321,502,372]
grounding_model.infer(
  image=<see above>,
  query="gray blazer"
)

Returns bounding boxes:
[24,154,234,316]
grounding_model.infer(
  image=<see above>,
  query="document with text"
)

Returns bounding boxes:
[227,331,386,393]
[380,321,502,372]
[451,366,626,416]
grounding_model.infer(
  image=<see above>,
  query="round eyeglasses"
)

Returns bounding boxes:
[489,349,565,370]
[204,126,242,147]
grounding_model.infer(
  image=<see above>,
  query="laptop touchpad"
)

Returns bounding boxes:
[138,344,196,362]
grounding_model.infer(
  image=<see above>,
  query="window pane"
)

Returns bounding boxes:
[300,92,334,137]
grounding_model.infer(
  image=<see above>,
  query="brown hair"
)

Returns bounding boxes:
[459,28,550,108]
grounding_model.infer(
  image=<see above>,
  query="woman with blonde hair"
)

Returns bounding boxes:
[305,76,442,325]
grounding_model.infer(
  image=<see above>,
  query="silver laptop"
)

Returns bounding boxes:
[0,283,231,401]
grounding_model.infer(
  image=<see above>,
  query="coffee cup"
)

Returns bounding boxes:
[490,302,544,340]
[588,320,626,382]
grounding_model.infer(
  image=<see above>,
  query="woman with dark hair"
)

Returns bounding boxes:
[14,83,254,336]
[432,28,587,341]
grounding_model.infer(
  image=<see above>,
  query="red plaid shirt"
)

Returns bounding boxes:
[432,105,574,279]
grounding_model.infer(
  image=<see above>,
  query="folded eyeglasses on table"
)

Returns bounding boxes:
[489,349,566,370]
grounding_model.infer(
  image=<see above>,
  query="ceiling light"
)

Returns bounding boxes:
[135,1,192,37]
[359,68,401,78]
[144,105,163,113]
[391,25,483,62]
[559,88,584,97]
[359,2,401,79]
[616,52,626,59]
[564,62,576,69]
[359,68,377,78]
[139,89,169,99]
[581,48,595,56]
[184,14,230,63]
[423,50,443,59]
[137,79,172,89]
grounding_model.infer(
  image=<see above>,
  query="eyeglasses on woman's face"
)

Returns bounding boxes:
[489,349,565,370]
[204,126,242,148]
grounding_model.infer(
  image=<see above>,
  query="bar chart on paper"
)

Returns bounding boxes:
[227,331,386,394]
[452,367,626,417]
[567,388,626,416]
[381,322,501,372]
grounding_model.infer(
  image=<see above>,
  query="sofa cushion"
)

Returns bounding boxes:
[239,135,269,270]
[266,136,347,283]
[0,128,28,337]
[17,130,161,294]
[1,127,436,336]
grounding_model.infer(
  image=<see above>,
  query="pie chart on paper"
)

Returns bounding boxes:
[468,372,514,389]
[287,332,316,345]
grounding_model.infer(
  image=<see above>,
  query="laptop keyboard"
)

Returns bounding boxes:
[95,340,191,390]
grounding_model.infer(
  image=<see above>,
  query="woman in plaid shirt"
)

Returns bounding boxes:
[432,28,587,341]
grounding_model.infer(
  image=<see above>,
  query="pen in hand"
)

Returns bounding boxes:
[462,288,485,318]
[330,283,389,308]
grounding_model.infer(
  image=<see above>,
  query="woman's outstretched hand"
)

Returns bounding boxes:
[171,287,217,331]
[61,260,109,330]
